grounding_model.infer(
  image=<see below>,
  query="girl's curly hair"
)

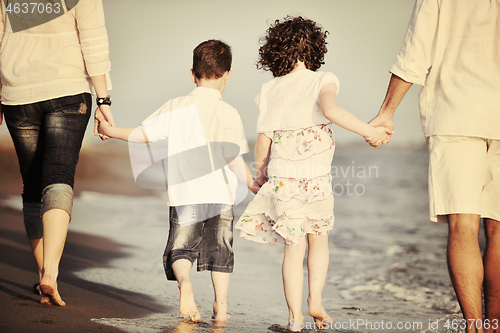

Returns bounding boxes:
[257,16,329,77]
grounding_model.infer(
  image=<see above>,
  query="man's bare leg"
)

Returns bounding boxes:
[211,271,230,322]
[484,218,500,333]
[306,234,332,329]
[39,209,69,307]
[283,236,307,332]
[172,259,201,321]
[447,213,484,332]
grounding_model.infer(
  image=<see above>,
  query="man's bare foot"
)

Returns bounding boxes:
[179,280,201,322]
[308,302,332,330]
[39,273,66,306]
[212,301,230,322]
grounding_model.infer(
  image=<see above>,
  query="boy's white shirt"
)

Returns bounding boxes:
[130,87,249,206]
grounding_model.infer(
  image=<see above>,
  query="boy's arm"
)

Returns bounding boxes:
[227,155,260,195]
[319,83,392,144]
[96,114,149,143]
[254,133,272,185]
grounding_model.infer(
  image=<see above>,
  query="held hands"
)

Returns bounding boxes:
[365,114,394,148]
[94,104,115,140]
[94,111,113,139]
[364,126,393,148]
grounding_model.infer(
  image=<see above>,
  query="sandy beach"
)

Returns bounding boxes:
[0,139,476,333]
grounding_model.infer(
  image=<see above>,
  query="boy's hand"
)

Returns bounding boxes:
[364,126,393,148]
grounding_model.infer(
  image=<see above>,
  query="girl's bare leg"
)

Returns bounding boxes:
[172,259,201,321]
[307,234,332,329]
[283,236,307,332]
[39,208,69,306]
[211,271,231,322]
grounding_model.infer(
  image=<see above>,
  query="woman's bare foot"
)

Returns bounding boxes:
[40,295,51,305]
[178,280,201,322]
[212,301,230,322]
[39,273,66,306]
[308,301,332,330]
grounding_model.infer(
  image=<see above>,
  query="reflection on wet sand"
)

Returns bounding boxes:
[162,319,226,333]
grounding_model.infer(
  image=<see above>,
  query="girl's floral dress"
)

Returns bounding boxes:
[236,123,335,245]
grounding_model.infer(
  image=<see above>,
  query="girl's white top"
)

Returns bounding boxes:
[256,69,340,135]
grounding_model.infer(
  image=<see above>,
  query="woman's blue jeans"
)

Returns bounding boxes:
[3,93,92,239]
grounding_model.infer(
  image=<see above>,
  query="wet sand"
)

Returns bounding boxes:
[0,139,477,333]
[0,141,169,332]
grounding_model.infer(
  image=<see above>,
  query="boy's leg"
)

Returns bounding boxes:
[198,205,233,322]
[211,271,230,322]
[283,236,307,332]
[172,259,201,322]
[306,233,332,328]
[164,205,204,321]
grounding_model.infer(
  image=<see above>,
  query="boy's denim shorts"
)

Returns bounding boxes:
[163,204,234,281]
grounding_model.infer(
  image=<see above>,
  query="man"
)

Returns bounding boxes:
[369,1,500,332]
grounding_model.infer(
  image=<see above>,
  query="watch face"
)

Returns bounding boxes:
[97,96,111,105]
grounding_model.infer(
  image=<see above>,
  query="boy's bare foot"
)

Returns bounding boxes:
[212,301,230,322]
[308,302,332,330]
[179,280,201,322]
[39,273,66,306]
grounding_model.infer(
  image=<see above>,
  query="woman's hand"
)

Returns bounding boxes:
[94,104,115,139]
[95,111,113,139]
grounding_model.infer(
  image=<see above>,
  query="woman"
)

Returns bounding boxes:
[0,0,114,306]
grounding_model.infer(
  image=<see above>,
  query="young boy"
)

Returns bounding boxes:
[97,40,260,322]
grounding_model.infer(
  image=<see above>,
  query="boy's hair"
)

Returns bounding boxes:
[257,16,328,77]
[192,40,232,80]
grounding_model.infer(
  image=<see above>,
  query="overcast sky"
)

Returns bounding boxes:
[0,0,425,146]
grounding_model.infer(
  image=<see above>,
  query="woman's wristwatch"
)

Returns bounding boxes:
[96,95,112,106]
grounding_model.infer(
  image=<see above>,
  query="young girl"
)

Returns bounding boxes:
[235,16,390,331]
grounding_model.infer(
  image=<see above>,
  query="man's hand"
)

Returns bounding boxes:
[366,114,395,147]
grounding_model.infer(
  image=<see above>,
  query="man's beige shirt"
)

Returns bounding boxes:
[390,0,500,140]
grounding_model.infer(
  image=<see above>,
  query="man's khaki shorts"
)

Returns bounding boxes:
[428,135,500,223]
